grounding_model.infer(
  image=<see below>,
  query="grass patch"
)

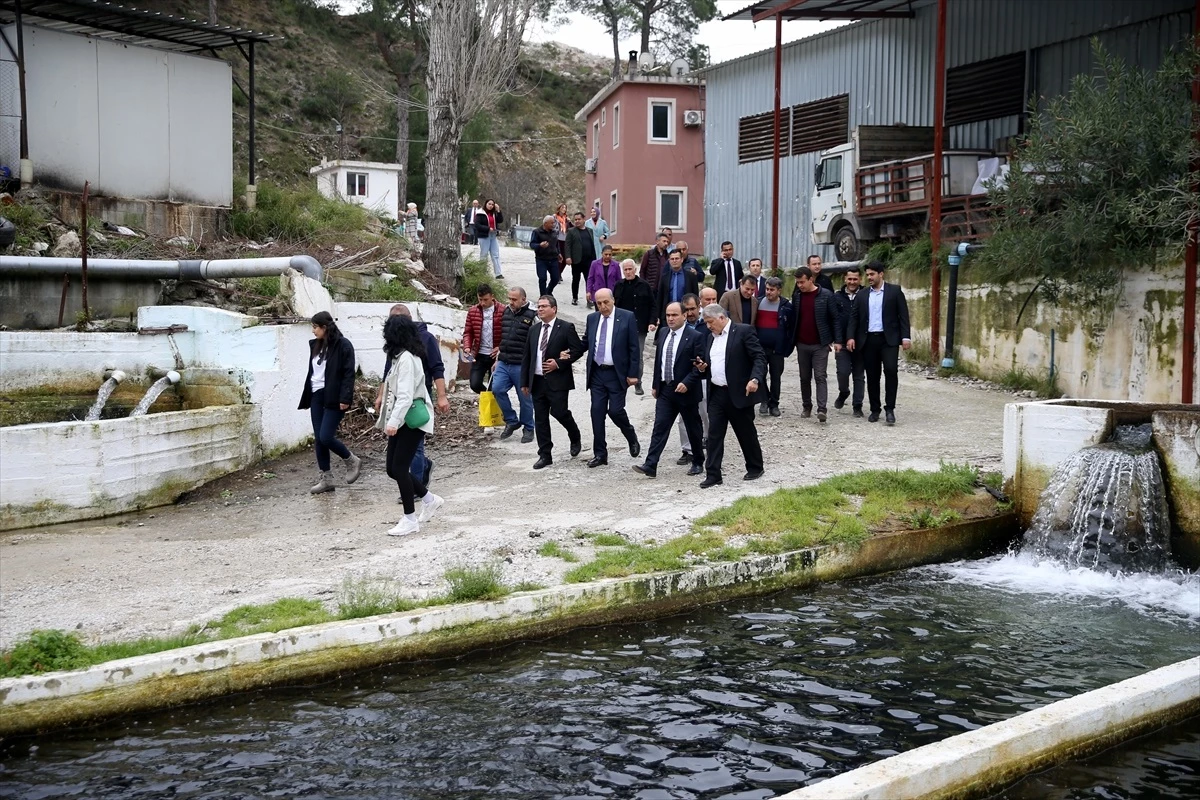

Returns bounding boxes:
[460,256,505,304]
[981,471,1003,491]
[589,533,628,547]
[336,574,419,619]
[231,182,372,243]
[210,598,332,639]
[564,531,725,583]
[536,540,579,562]
[997,367,1062,398]
[443,563,508,602]
[365,278,422,302]
[511,581,547,592]
[236,275,282,298]
[1,198,54,250]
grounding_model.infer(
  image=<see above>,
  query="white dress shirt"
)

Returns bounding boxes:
[534,318,556,376]
[709,325,730,386]
[594,312,616,366]
[868,285,885,333]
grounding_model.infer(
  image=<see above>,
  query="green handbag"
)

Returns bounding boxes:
[404,398,430,429]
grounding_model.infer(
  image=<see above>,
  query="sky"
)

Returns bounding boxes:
[335,2,848,67]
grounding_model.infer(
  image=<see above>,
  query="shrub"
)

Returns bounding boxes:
[459,256,504,303]
[0,629,88,676]
[337,575,418,619]
[231,182,371,243]
[443,563,508,602]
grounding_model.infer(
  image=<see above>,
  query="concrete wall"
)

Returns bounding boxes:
[896,260,1195,404]
[0,404,259,530]
[1154,410,1200,561]
[0,276,162,330]
[0,24,232,206]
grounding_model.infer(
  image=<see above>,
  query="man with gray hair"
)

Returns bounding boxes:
[693,303,767,487]
[530,215,562,297]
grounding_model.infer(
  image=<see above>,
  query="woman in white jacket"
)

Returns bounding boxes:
[377,315,443,535]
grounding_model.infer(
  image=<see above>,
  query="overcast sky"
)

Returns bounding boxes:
[336,2,847,66]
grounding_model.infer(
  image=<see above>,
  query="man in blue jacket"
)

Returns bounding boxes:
[530,215,562,297]
[582,288,641,467]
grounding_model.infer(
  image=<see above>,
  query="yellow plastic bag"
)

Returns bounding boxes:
[478,391,506,428]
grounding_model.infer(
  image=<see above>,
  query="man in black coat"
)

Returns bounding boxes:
[652,249,701,330]
[692,304,767,487]
[582,289,641,467]
[613,258,655,396]
[807,254,835,293]
[565,211,597,307]
[846,261,912,425]
[529,216,563,297]
[789,265,842,423]
[521,294,585,467]
[832,265,866,418]
[710,240,743,297]
[633,302,706,478]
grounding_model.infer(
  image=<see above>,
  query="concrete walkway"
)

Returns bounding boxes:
[0,244,1014,647]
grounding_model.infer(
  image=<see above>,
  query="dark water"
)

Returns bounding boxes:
[996,716,1200,799]
[2,564,1197,800]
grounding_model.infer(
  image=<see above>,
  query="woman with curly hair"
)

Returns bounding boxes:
[298,311,361,494]
[377,314,444,535]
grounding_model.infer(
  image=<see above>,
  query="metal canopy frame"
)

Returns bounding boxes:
[0,0,280,189]
[723,0,920,23]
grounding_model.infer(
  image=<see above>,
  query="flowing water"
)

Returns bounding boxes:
[82,378,120,422]
[1025,424,1173,572]
[128,377,176,418]
[2,563,1196,799]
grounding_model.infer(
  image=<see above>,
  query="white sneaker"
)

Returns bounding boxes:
[387,517,420,536]
[418,493,444,523]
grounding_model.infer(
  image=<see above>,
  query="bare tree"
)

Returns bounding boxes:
[424,0,535,282]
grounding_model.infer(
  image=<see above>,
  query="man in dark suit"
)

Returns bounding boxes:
[846,261,912,425]
[582,289,641,467]
[692,304,767,487]
[710,240,743,297]
[652,250,701,329]
[633,302,706,478]
[807,254,835,293]
[521,294,585,468]
[833,265,866,417]
[746,258,768,298]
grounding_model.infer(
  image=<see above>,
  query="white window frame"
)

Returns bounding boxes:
[345,171,368,197]
[655,186,687,232]
[592,120,600,159]
[647,98,675,145]
[609,190,618,235]
[601,107,606,126]
[612,102,620,149]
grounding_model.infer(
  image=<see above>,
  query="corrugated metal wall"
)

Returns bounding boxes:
[702,0,1195,263]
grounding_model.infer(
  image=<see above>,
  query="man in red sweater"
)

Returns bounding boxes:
[462,284,505,394]
[790,266,841,422]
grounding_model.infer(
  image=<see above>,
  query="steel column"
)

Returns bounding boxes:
[248,40,256,187]
[770,12,783,270]
[14,0,29,166]
[929,0,947,359]
[1183,0,1198,403]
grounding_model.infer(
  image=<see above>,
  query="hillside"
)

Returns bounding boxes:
[162,0,610,223]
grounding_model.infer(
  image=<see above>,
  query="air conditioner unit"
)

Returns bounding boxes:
[585,157,598,173]
[683,109,704,127]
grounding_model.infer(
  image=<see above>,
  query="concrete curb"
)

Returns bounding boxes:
[0,514,1016,738]
[779,656,1200,800]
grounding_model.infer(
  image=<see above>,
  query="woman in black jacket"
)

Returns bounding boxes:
[298,311,361,494]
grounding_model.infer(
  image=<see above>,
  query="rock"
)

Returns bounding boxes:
[279,268,336,318]
[166,235,193,247]
[32,241,48,253]
[52,230,81,257]
[444,297,463,308]
[102,222,141,237]
[409,260,426,273]
[333,244,345,253]
[410,279,433,296]
[379,272,397,283]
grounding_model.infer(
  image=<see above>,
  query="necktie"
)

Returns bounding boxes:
[596,315,609,364]
[539,322,550,368]
[726,260,734,291]
[664,330,676,382]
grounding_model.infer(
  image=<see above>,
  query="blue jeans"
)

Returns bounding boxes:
[409,435,430,485]
[309,389,350,471]
[536,259,561,297]
[480,233,503,276]
[491,360,533,431]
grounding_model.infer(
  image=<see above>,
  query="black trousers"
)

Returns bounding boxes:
[645,385,704,469]
[386,426,427,515]
[705,384,764,480]
[469,352,495,394]
[764,348,786,409]
[836,347,865,409]
[589,365,637,459]
[862,332,900,412]
[571,261,592,301]
[532,375,580,459]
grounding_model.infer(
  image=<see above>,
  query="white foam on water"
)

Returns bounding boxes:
[928,552,1200,623]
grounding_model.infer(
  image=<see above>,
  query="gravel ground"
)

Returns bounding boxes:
[0,246,1018,647]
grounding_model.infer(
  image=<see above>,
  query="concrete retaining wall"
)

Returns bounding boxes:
[0,514,1016,737]
[779,656,1200,800]
[0,404,259,530]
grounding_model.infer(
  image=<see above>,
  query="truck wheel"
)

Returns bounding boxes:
[834,226,861,261]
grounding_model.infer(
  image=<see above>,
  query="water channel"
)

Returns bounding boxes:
[3,555,1197,799]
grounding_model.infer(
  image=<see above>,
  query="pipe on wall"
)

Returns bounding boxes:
[0,255,323,282]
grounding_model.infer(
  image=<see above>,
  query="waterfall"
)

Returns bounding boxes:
[129,372,180,417]
[1024,424,1173,573]
[83,371,125,422]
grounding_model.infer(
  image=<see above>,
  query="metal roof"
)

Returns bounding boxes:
[723,0,926,22]
[0,0,281,52]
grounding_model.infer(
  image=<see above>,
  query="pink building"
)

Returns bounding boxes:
[575,75,705,248]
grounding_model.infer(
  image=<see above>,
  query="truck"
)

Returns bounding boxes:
[810,125,1003,260]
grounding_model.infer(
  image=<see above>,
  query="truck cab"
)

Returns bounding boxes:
[810,142,871,261]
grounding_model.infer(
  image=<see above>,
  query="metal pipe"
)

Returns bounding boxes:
[81,181,90,320]
[941,250,960,368]
[930,0,948,359]
[770,11,783,271]
[0,255,324,282]
[1182,0,1198,404]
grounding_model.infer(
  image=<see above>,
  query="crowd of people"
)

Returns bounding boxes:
[299,213,912,535]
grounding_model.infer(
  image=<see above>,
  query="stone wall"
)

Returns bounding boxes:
[895,260,1194,403]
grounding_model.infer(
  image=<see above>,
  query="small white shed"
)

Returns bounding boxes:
[310,159,403,221]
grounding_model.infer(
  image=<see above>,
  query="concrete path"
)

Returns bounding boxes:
[0,244,1015,647]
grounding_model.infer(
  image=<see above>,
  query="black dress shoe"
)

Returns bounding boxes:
[853,407,864,418]
[800,408,812,418]
[817,410,827,423]
[587,456,608,468]
[629,439,641,458]
[699,476,723,488]
[500,422,520,440]
[677,452,692,465]
[687,463,703,476]
[533,457,552,469]
[634,384,645,396]
[632,464,656,478]
[769,406,781,417]
[758,402,768,414]
[743,469,763,481]
[834,391,849,410]
[868,412,880,423]
[885,410,896,426]
[569,440,582,457]
[571,299,578,305]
